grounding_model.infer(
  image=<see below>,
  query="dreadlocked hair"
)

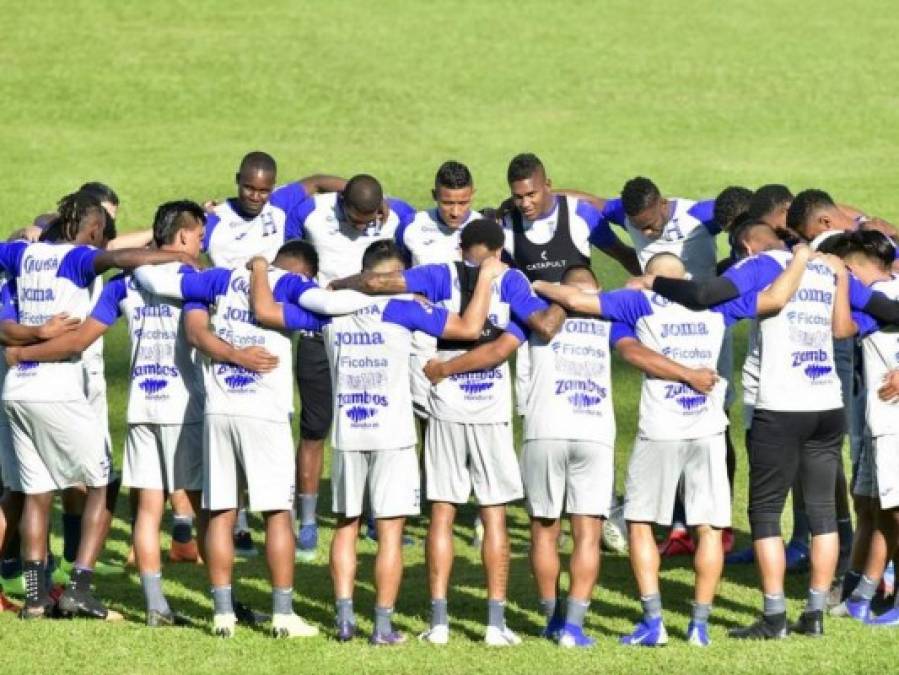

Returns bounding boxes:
[54,191,105,242]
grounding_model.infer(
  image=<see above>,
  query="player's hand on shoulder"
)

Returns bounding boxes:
[792,243,811,261]
[203,200,218,214]
[877,369,899,402]
[423,358,447,385]
[819,253,846,276]
[860,217,896,238]
[685,367,718,394]
[233,346,279,373]
[246,255,269,271]
[37,313,81,340]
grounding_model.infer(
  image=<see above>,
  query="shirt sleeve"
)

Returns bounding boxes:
[722,255,783,295]
[58,246,102,288]
[849,275,874,310]
[89,274,126,325]
[852,309,879,338]
[597,289,652,327]
[269,183,308,213]
[577,200,620,249]
[403,264,452,303]
[183,301,209,314]
[387,198,416,228]
[272,273,318,305]
[711,292,758,326]
[503,316,528,343]
[0,242,27,276]
[687,199,720,234]
[599,198,627,226]
[284,196,317,240]
[0,282,16,321]
[180,268,232,304]
[283,303,329,332]
[609,320,636,344]
[501,269,548,322]
[201,212,220,253]
[382,298,449,337]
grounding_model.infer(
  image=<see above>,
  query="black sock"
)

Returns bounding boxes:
[70,566,94,592]
[62,513,82,563]
[23,560,46,607]
[0,531,22,578]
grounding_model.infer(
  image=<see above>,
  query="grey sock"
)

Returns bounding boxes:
[640,593,662,620]
[299,494,318,526]
[336,597,354,625]
[849,575,877,602]
[763,592,786,616]
[487,599,506,628]
[272,587,293,616]
[212,585,234,615]
[691,602,712,623]
[538,597,557,620]
[430,598,448,628]
[140,572,170,614]
[374,605,393,636]
[806,587,827,612]
[565,597,589,628]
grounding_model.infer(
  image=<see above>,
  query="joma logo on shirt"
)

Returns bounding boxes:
[334,331,385,346]
[224,307,257,325]
[22,288,55,302]
[660,322,708,338]
[795,288,833,304]
[132,305,173,320]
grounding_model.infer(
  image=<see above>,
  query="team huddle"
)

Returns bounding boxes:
[1,151,899,649]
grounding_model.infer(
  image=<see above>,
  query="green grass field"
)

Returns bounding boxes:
[2,0,899,672]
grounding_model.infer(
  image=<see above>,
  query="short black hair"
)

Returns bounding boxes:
[78,181,119,207]
[747,184,793,221]
[621,177,661,217]
[561,263,598,286]
[842,230,896,270]
[238,151,277,177]
[714,186,753,231]
[343,174,383,213]
[152,200,206,248]
[435,161,473,190]
[506,153,544,184]
[276,239,319,277]
[731,219,775,253]
[786,189,836,235]
[362,239,406,272]
[459,218,505,252]
[815,232,852,256]
[42,191,106,243]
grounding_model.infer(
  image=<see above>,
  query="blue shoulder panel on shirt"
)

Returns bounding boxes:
[849,275,874,310]
[57,246,101,288]
[283,303,328,332]
[202,213,220,253]
[598,289,652,327]
[712,292,757,327]
[687,199,719,233]
[723,254,783,294]
[273,273,317,304]
[600,198,627,226]
[387,198,416,227]
[403,263,452,303]
[285,197,317,240]
[0,242,28,277]
[852,309,878,338]
[89,274,127,325]
[609,320,636,344]
[0,281,16,321]
[269,183,308,213]
[505,316,528,343]
[577,199,620,248]
[383,298,449,337]
[501,269,547,321]
[180,267,232,304]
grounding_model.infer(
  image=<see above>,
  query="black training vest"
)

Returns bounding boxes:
[435,262,504,351]
[511,197,589,282]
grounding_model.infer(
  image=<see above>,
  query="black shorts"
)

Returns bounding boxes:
[295,333,333,441]
[746,408,844,540]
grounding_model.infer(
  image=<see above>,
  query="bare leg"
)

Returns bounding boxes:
[529,517,561,601]
[74,485,110,568]
[20,493,52,562]
[692,525,723,605]
[374,517,406,607]
[330,516,360,600]
[426,502,456,600]
[628,522,660,596]
[133,488,165,575]
[205,509,236,587]
[480,505,510,601]
[569,515,602,602]
[754,536,786,595]
[263,510,294,588]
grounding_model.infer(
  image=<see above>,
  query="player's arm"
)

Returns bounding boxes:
[532,280,602,315]
[94,247,195,275]
[553,189,606,211]
[524,303,567,342]
[755,244,810,315]
[597,238,642,275]
[183,307,278,373]
[106,229,153,250]
[615,337,718,394]
[637,274,740,310]
[0,313,81,348]
[297,174,348,195]
[424,332,521,386]
[440,257,506,340]
[4,319,107,365]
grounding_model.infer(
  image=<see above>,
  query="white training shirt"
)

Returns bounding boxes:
[854,276,899,437]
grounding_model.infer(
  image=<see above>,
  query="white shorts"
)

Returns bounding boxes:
[203,414,295,512]
[521,439,614,519]
[410,335,436,420]
[0,422,22,492]
[3,400,111,494]
[873,435,899,510]
[624,433,731,528]
[514,343,529,418]
[331,447,420,519]
[84,369,111,454]
[425,419,522,506]
[123,423,203,492]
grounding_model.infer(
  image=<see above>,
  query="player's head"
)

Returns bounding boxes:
[79,181,119,220]
[44,191,111,247]
[714,186,753,232]
[786,189,854,241]
[621,177,667,240]
[561,263,599,291]
[152,200,206,256]
[459,218,505,265]
[507,153,553,221]
[838,230,896,283]
[274,239,319,278]
[732,220,786,256]
[645,252,686,279]
[748,184,793,231]
[235,151,277,217]
[362,239,406,275]
[433,161,474,229]
[341,174,384,231]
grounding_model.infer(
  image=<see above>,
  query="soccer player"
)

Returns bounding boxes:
[635,221,877,638]
[0,192,193,620]
[285,174,415,558]
[247,240,502,644]
[202,151,347,557]
[133,240,373,638]
[536,250,809,646]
